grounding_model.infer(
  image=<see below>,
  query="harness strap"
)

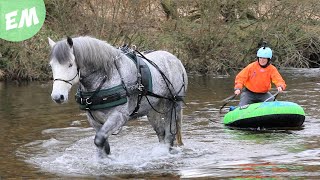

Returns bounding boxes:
[135,50,175,98]
[130,93,143,116]
[129,50,186,116]
[54,68,79,86]
[126,50,148,116]
[130,65,145,116]
[86,76,107,104]
[114,59,130,96]
[77,75,108,110]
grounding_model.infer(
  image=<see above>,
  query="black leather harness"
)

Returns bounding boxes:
[75,46,185,117]
[75,46,153,113]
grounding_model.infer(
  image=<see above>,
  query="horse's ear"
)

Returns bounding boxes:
[67,36,73,48]
[48,37,56,48]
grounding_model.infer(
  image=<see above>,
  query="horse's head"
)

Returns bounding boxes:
[48,37,79,104]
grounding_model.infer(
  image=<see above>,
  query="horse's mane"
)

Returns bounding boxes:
[51,36,120,79]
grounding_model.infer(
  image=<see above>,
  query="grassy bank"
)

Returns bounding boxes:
[1,0,320,81]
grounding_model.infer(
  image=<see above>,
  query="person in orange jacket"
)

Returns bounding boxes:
[234,46,286,106]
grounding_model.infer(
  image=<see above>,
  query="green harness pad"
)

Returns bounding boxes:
[126,53,153,93]
[75,84,127,110]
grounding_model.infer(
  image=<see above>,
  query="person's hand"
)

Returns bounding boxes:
[234,89,241,95]
[277,86,283,92]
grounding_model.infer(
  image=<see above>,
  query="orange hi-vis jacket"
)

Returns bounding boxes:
[234,61,286,93]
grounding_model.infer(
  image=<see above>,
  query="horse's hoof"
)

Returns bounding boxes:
[170,149,179,154]
[94,134,105,148]
[169,147,179,154]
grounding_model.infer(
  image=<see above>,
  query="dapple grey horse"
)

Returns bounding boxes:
[48,36,188,156]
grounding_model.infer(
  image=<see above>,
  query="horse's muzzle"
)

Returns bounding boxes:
[51,94,66,104]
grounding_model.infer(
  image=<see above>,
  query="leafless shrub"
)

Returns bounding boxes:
[1,0,320,80]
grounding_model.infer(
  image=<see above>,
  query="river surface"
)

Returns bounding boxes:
[1,68,320,179]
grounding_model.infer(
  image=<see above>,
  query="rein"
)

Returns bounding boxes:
[219,94,237,113]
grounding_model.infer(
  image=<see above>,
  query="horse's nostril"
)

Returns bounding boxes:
[60,95,64,100]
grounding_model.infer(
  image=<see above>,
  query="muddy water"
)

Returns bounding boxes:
[1,68,320,179]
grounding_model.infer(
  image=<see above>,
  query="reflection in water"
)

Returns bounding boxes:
[230,162,304,179]
[1,68,320,178]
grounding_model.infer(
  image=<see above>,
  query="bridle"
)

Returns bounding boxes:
[54,68,80,86]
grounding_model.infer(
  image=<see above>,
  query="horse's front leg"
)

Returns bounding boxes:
[92,111,128,155]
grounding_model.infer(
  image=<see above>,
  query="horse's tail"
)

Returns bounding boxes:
[176,108,183,146]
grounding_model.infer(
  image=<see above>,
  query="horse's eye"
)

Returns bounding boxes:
[68,63,73,68]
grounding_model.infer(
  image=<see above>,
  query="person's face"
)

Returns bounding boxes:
[258,57,268,66]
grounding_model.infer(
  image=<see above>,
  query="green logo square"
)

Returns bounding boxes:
[0,0,46,42]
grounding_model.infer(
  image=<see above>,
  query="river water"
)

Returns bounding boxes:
[1,68,320,179]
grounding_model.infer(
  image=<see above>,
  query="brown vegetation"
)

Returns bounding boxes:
[1,0,320,81]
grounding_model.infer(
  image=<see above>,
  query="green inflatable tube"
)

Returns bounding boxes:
[223,101,305,129]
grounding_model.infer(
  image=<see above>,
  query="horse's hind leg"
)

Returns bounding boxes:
[147,101,166,144]
[175,101,183,146]
[164,101,183,147]
[147,100,183,148]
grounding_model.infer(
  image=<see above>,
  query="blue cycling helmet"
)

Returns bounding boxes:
[257,47,272,59]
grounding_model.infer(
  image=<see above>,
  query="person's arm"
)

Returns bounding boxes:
[234,65,250,95]
[271,67,286,92]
